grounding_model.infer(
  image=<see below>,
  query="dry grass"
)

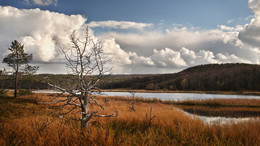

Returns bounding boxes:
[0,93,260,145]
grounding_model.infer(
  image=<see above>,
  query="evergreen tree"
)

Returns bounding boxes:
[2,40,39,98]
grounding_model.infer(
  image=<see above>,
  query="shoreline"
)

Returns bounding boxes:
[6,88,260,96]
[101,89,260,96]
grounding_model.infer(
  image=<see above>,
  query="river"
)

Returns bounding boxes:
[98,91,260,101]
[33,90,260,101]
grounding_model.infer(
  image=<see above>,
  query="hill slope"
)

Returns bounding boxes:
[99,63,260,91]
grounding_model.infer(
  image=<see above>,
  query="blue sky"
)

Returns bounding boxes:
[0,0,252,28]
[0,0,260,74]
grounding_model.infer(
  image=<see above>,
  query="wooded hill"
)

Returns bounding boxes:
[99,63,260,91]
[1,63,260,91]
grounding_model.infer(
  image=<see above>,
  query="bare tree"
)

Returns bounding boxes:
[46,28,117,129]
[128,91,136,111]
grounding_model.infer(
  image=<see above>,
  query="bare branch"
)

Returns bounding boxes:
[60,106,78,118]
[89,99,104,109]
[46,82,79,97]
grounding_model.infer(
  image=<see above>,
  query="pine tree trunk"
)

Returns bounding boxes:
[14,66,18,98]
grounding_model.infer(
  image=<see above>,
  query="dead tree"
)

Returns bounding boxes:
[46,28,117,129]
[128,91,136,111]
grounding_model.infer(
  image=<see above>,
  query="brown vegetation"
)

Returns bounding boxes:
[0,93,260,145]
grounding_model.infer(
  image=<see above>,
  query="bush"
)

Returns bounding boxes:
[0,89,7,96]
[18,89,33,96]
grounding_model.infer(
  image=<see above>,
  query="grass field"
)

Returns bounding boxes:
[0,93,260,145]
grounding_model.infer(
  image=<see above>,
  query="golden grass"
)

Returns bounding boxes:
[0,94,260,145]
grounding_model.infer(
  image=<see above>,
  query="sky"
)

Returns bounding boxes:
[0,0,260,74]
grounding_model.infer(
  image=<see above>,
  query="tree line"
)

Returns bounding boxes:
[1,63,260,91]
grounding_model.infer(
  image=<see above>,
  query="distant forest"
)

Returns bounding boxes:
[1,63,260,91]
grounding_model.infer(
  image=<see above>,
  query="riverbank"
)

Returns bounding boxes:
[101,89,260,96]
[0,93,259,145]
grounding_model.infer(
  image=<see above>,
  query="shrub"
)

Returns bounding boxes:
[18,89,33,96]
[0,89,7,97]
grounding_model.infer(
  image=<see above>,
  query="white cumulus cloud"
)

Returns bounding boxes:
[102,38,132,65]
[151,48,187,67]
[238,0,260,48]
[249,0,260,15]
[129,52,154,66]
[0,6,86,63]
[238,17,260,47]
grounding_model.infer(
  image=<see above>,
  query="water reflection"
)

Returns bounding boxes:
[175,107,259,125]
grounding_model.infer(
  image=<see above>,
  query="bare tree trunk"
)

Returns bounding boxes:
[81,93,88,129]
[81,110,87,129]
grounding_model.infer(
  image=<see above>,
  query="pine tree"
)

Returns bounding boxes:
[2,40,39,98]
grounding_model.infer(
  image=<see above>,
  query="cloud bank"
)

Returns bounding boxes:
[95,0,260,73]
[99,25,258,73]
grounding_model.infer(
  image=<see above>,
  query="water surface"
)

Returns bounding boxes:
[33,90,260,101]
[99,91,260,101]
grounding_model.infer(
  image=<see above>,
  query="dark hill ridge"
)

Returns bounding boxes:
[99,63,260,91]
[1,63,260,91]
